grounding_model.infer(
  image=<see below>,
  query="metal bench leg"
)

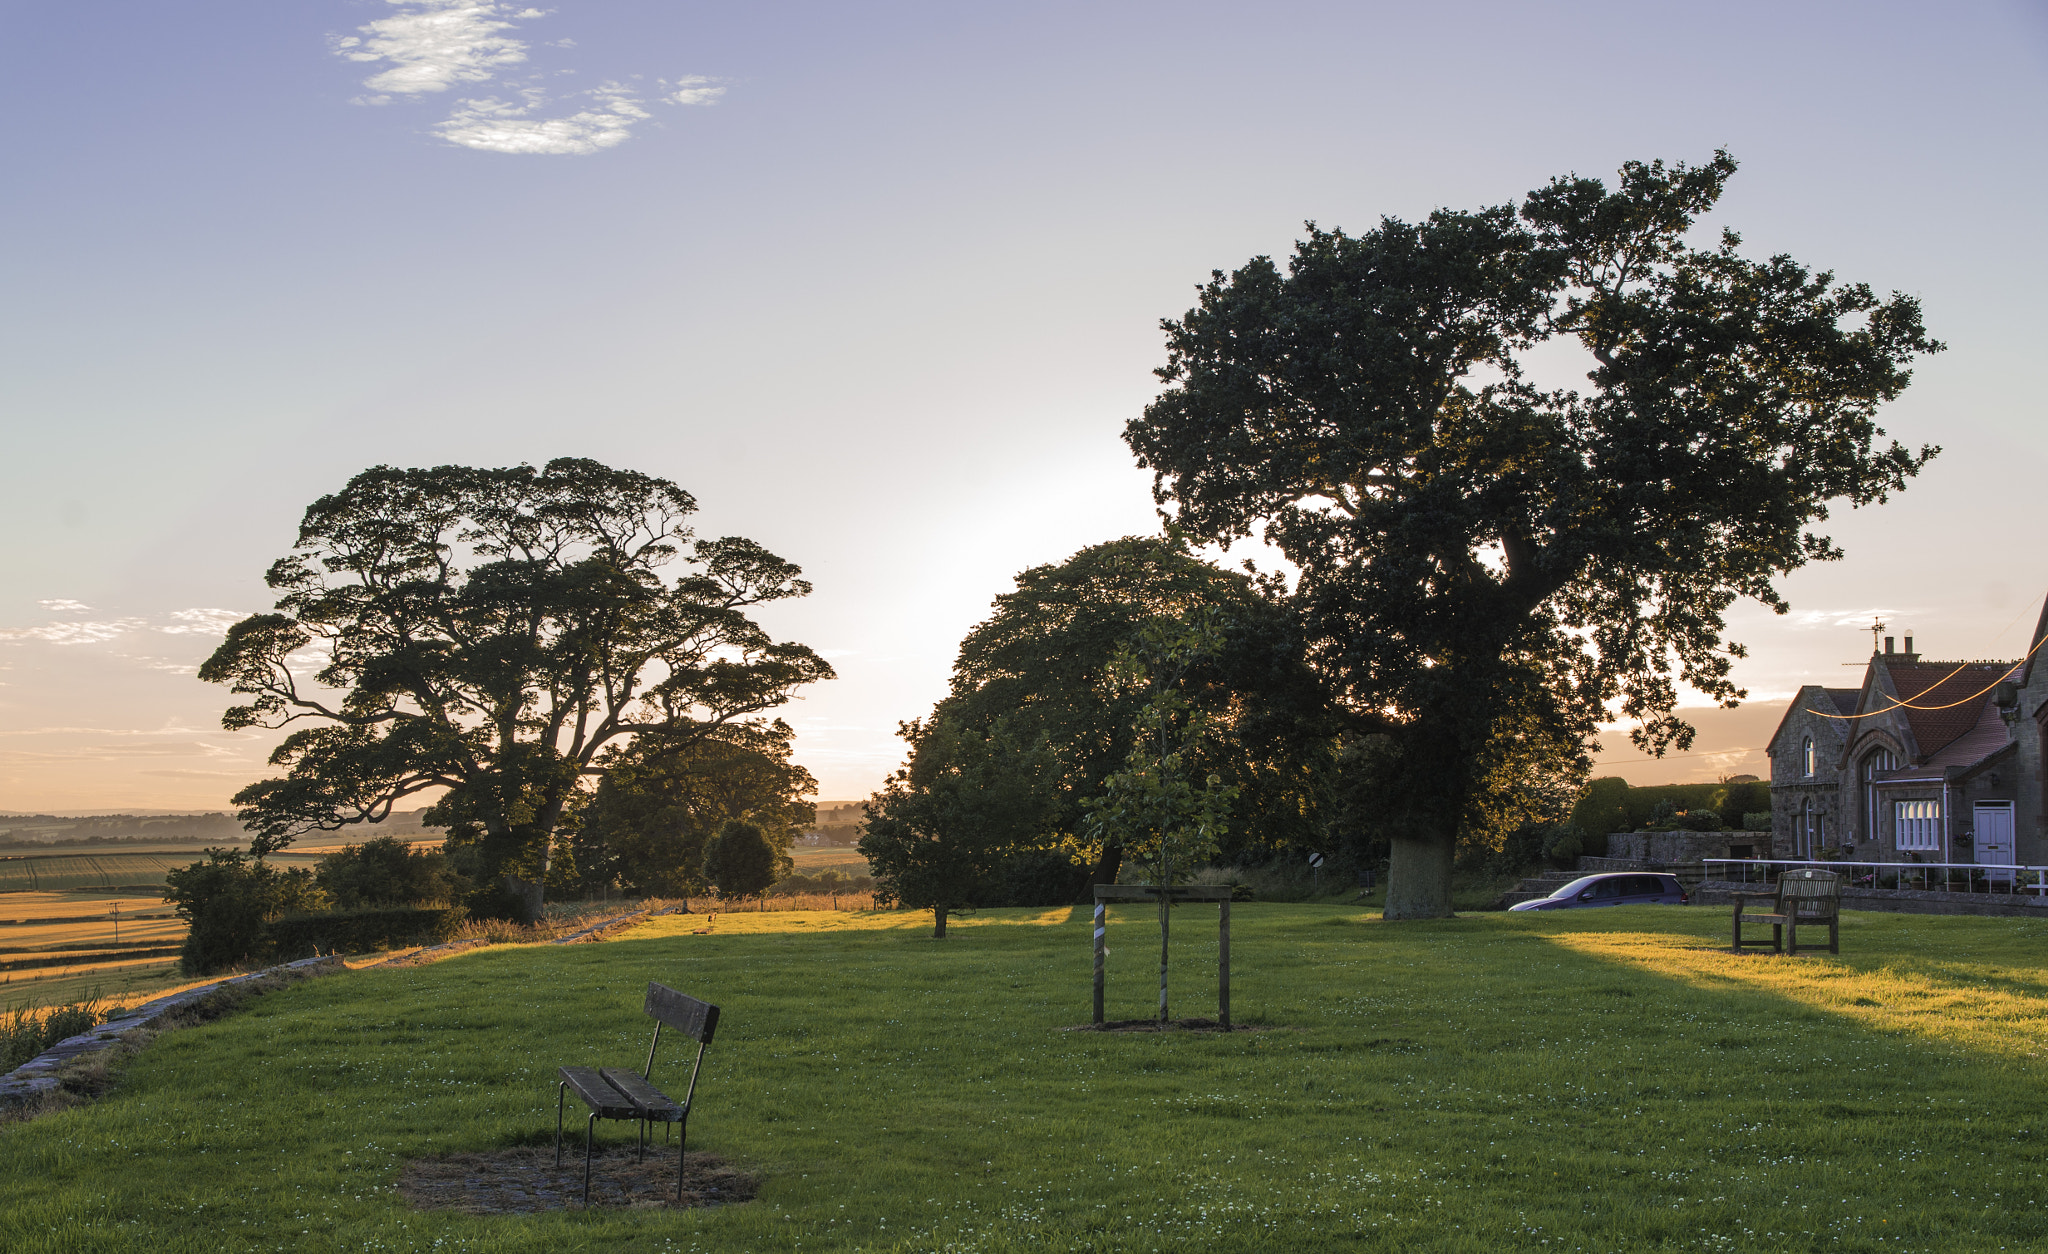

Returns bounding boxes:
[677,1113,688,1203]
[585,1111,597,1205]
[556,1082,567,1167]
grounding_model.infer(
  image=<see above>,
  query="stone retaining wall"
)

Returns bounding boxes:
[0,954,342,1108]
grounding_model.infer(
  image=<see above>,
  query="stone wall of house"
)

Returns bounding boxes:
[1768,685,1851,859]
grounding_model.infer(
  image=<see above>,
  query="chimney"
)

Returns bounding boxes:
[1902,629,1918,662]
[1885,636,1895,655]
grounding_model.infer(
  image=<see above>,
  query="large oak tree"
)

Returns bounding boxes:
[1124,153,1941,918]
[199,458,831,919]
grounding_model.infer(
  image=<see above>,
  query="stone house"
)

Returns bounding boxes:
[1764,684,1857,857]
[1766,608,2048,867]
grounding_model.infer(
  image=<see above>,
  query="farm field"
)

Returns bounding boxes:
[7,904,2048,1253]
[0,891,190,1011]
[788,844,871,877]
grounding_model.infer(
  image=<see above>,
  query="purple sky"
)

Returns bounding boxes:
[3,1,2044,810]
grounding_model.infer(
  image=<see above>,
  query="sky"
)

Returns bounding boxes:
[2,0,2045,813]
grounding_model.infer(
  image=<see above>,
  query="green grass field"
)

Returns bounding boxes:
[5,903,2047,1252]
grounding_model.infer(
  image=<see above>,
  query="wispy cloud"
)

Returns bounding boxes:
[0,608,244,647]
[0,618,148,645]
[437,83,650,155]
[1783,607,1909,631]
[37,599,89,612]
[332,0,540,100]
[332,2,725,154]
[664,75,726,106]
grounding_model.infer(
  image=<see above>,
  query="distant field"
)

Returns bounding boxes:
[0,891,189,1010]
[789,845,870,876]
[0,848,333,893]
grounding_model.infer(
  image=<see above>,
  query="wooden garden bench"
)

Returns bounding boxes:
[556,982,720,1204]
[1731,868,1841,955]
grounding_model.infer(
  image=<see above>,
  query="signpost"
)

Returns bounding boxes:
[1307,850,1324,895]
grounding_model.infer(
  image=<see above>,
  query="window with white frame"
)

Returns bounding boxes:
[1802,736,1814,778]
[1896,799,1942,852]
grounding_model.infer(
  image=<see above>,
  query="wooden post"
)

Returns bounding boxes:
[1092,900,1106,1026]
[1218,897,1230,1030]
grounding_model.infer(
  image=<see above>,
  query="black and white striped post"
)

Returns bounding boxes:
[1092,899,1107,1025]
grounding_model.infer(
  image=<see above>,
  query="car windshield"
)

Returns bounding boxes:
[1550,876,1603,898]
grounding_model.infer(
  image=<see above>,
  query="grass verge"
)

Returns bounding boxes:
[3,903,2046,1252]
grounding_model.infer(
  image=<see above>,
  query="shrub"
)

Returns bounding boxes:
[1544,824,1585,867]
[703,820,779,900]
[263,906,468,959]
[1676,809,1724,832]
[315,837,465,909]
[1743,811,1772,832]
[163,848,331,975]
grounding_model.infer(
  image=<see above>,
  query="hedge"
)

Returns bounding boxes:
[262,905,468,959]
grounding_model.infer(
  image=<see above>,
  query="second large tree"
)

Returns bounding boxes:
[1125,153,1941,918]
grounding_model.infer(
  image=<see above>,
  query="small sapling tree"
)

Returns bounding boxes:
[1083,612,1240,1023]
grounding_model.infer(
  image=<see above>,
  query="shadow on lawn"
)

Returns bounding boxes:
[1529,909,2048,1061]
[397,1146,758,1214]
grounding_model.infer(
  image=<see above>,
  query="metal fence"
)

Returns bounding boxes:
[1704,858,2048,896]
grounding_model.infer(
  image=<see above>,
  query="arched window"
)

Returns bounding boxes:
[1802,736,1815,778]
[1861,747,1899,845]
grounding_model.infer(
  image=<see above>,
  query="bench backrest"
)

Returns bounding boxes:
[1777,868,1841,911]
[646,982,720,1045]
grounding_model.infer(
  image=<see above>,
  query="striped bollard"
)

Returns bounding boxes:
[1092,900,1106,1026]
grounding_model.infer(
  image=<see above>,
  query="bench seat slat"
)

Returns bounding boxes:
[558,1065,637,1119]
[601,1067,684,1121]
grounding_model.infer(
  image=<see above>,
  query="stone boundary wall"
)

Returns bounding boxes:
[0,954,342,1107]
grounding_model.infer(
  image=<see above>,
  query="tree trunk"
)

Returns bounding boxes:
[933,905,949,938]
[505,873,546,924]
[1090,841,1124,887]
[1157,853,1171,1024]
[1382,835,1455,920]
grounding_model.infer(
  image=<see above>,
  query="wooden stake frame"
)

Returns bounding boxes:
[1091,884,1232,1028]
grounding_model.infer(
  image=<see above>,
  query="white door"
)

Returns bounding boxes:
[1975,803,2016,884]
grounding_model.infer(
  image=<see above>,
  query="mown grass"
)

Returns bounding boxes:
[5,903,2048,1252]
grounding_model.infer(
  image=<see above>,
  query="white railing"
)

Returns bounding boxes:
[1704,858,2048,897]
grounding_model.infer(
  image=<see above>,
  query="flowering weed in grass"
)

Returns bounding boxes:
[3,904,2048,1251]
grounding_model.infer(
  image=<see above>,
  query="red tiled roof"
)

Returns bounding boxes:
[1926,698,2011,768]
[1883,662,2020,761]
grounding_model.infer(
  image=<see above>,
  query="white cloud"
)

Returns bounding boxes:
[0,618,148,645]
[335,1,538,97]
[1783,607,1909,631]
[37,599,89,612]
[436,83,651,154]
[159,608,244,636]
[0,607,243,647]
[332,5,722,155]
[665,75,726,106]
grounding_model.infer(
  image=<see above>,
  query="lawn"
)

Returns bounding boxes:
[5,902,2047,1253]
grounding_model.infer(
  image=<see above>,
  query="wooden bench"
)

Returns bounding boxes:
[1731,868,1841,955]
[556,982,720,1204]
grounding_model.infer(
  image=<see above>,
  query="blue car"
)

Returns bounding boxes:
[1509,872,1689,911]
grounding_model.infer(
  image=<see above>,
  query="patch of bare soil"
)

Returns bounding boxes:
[1066,1017,1264,1033]
[396,1146,759,1214]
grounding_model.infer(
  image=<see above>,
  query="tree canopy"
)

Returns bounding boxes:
[198,458,832,919]
[1124,152,1941,917]
[571,721,814,898]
